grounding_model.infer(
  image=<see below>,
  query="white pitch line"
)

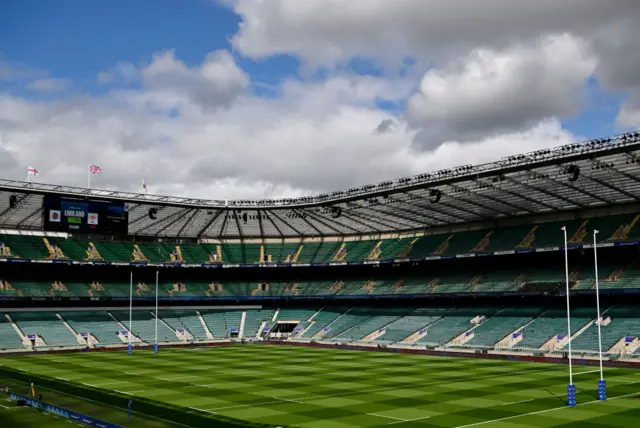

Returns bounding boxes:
[367,413,408,421]
[189,407,217,414]
[207,399,290,411]
[156,375,198,381]
[18,369,28,372]
[0,403,9,409]
[56,377,69,381]
[83,383,99,388]
[114,390,132,396]
[94,381,131,387]
[388,415,431,425]
[452,390,640,428]
[275,398,303,404]
[574,369,601,375]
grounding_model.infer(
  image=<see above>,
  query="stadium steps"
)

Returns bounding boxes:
[322,308,385,340]
[397,308,457,344]
[464,307,546,348]
[516,308,595,350]
[297,241,342,264]
[60,311,123,345]
[156,310,206,340]
[56,312,84,345]
[417,307,500,347]
[196,310,215,339]
[109,310,176,343]
[303,308,350,339]
[0,234,50,259]
[567,306,639,353]
[0,313,24,349]
[243,309,275,338]
[10,311,78,347]
[106,311,143,343]
[345,308,414,341]
[377,237,415,259]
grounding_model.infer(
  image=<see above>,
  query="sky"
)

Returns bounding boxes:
[1,0,639,200]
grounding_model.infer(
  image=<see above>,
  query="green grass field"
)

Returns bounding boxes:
[1,345,639,427]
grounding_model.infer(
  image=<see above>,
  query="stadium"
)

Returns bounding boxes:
[0,130,638,427]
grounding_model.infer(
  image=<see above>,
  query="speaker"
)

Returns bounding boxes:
[242,212,248,223]
[148,208,158,220]
[567,165,580,182]
[429,189,442,204]
[9,195,17,209]
[331,207,342,218]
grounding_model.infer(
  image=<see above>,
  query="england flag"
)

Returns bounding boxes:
[27,166,40,176]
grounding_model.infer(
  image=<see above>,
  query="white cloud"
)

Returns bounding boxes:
[617,93,640,129]
[407,34,596,145]
[0,48,580,200]
[26,77,71,93]
[138,50,250,109]
[96,71,114,85]
[228,0,637,67]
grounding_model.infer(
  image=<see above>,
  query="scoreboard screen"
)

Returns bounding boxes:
[43,195,129,236]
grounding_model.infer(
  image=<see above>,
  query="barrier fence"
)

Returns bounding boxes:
[8,391,124,428]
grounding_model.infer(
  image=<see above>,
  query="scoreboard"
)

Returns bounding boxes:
[43,195,129,236]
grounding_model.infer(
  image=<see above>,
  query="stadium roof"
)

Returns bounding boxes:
[1,131,640,239]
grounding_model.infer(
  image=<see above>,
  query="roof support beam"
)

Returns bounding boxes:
[257,209,266,239]
[269,210,305,236]
[233,210,244,239]
[350,205,419,230]
[177,208,201,238]
[293,209,325,235]
[401,191,471,222]
[506,175,585,209]
[152,208,193,237]
[197,209,223,238]
[473,179,556,212]
[300,209,354,235]
[17,207,42,228]
[339,210,383,232]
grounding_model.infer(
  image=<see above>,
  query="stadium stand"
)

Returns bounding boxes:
[60,311,123,345]
[10,312,77,346]
[0,315,23,349]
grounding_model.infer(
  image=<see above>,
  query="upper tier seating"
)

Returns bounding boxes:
[2,212,638,265]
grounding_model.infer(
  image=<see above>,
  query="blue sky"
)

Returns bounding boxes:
[0,1,638,198]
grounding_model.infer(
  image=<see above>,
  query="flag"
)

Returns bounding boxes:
[561,226,566,231]
[27,166,40,176]
[594,229,599,234]
[89,165,102,174]
[142,180,148,193]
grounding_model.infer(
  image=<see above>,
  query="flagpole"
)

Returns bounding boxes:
[593,230,607,400]
[154,270,159,354]
[88,164,91,190]
[128,270,133,355]
[563,226,576,406]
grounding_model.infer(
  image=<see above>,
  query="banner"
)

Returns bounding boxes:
[9,392,124,428]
